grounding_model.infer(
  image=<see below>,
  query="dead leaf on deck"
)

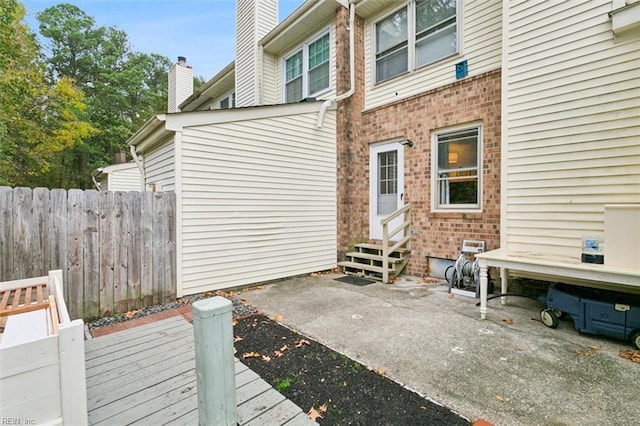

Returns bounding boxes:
[496,395,506,403]
[242,352,261,359]
[619,350,640,363]
[307,403,327,421]
[295,339,311,348]
[502,318,513,325]
[272,314,284,322]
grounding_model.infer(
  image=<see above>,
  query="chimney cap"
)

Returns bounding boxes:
[177,56,187,65]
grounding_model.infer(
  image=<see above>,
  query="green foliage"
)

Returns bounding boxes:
[36,3,173,188]
[273,374,298,392]
[0,0,96,187]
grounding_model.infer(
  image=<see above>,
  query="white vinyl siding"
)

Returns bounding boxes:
[106,166,140,191]
[143,136,176,191]
[179,108,337,294]
[364,0,501,109]
[503,0,640,258]
[262,53,278,104]
[235,0,277,107]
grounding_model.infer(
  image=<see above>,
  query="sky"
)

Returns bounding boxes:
[21,0,305,80]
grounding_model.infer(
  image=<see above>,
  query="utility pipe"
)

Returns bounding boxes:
[317,0,356,128]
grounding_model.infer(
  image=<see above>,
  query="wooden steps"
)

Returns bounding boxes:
[338,242,410,282]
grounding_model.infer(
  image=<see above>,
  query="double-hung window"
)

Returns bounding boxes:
[375,0,458,83]
[284,32,330,102]
[433,126,481,210]
[218,91,235,109]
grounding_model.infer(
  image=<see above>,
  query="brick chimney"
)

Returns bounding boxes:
[235,0,277,107]
[168,56,193,112]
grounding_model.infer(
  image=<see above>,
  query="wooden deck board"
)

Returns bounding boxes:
[85,319,191,361]
[86,315,315,425]
[86,335,194,386]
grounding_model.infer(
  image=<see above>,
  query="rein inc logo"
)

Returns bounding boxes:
[1,419,35,425]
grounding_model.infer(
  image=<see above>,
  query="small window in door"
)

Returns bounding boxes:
[378,150,398,214]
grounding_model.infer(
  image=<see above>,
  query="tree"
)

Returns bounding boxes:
[36,3,172,188]
[0,0,94,187]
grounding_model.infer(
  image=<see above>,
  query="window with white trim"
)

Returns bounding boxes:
[375,0,458,83]
[219,91,235,109]
[433,126,480,210]
[284,31,330,102]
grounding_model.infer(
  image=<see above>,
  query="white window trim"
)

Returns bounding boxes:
[281,28,332,102]
[217,90,235,109]
[372,0,461,86]
[430,123,482,213]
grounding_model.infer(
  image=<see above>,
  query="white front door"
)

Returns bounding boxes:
[369,142,404,241]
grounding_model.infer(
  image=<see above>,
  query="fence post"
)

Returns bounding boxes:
[192,297,237,426]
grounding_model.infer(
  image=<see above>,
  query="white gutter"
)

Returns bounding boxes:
[317,0,357,128]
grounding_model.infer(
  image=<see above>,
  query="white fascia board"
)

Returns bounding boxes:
[164,101,333,131]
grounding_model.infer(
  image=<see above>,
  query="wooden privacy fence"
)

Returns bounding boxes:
[0,186,176,320]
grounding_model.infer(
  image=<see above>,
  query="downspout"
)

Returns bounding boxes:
[317,0,357,128]
[91,170,101,190]
[130,145,145,191]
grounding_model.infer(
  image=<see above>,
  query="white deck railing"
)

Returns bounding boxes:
[381,204,412,283]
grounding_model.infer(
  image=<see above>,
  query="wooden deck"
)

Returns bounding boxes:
[85,316,315,425]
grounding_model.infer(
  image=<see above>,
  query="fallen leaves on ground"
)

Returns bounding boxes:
[496,395,506,403]
[242,352,261,359]
[448,294,455,299]
[502,318,513,325]
[215,289,236,298]
[272,314,284,322]
[234,336,243,343]
[273,344,289,358]
[588,345,601,351]
[369,367,385,376]
[295,339,311,348]
[261,355,271,362]
[619,349,640,363]
[307,403,327,421]
[575,349,595,357]
[124,310,138,319]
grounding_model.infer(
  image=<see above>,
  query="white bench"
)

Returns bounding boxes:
[475,249,640,320]
[0,270,87,425]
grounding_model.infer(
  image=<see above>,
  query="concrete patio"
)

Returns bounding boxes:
[239,273,640,426]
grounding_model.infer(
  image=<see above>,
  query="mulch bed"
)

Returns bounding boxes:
[234,314,470,425]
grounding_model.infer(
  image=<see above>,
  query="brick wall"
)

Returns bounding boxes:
[335,8,502,276]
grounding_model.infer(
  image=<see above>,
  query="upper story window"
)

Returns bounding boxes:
[219,92,235,109]
[433,126,481,211]
[284,31,330,102]
[375,0,458,84]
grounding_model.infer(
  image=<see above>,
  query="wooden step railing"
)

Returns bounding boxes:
[381,204,412,283]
